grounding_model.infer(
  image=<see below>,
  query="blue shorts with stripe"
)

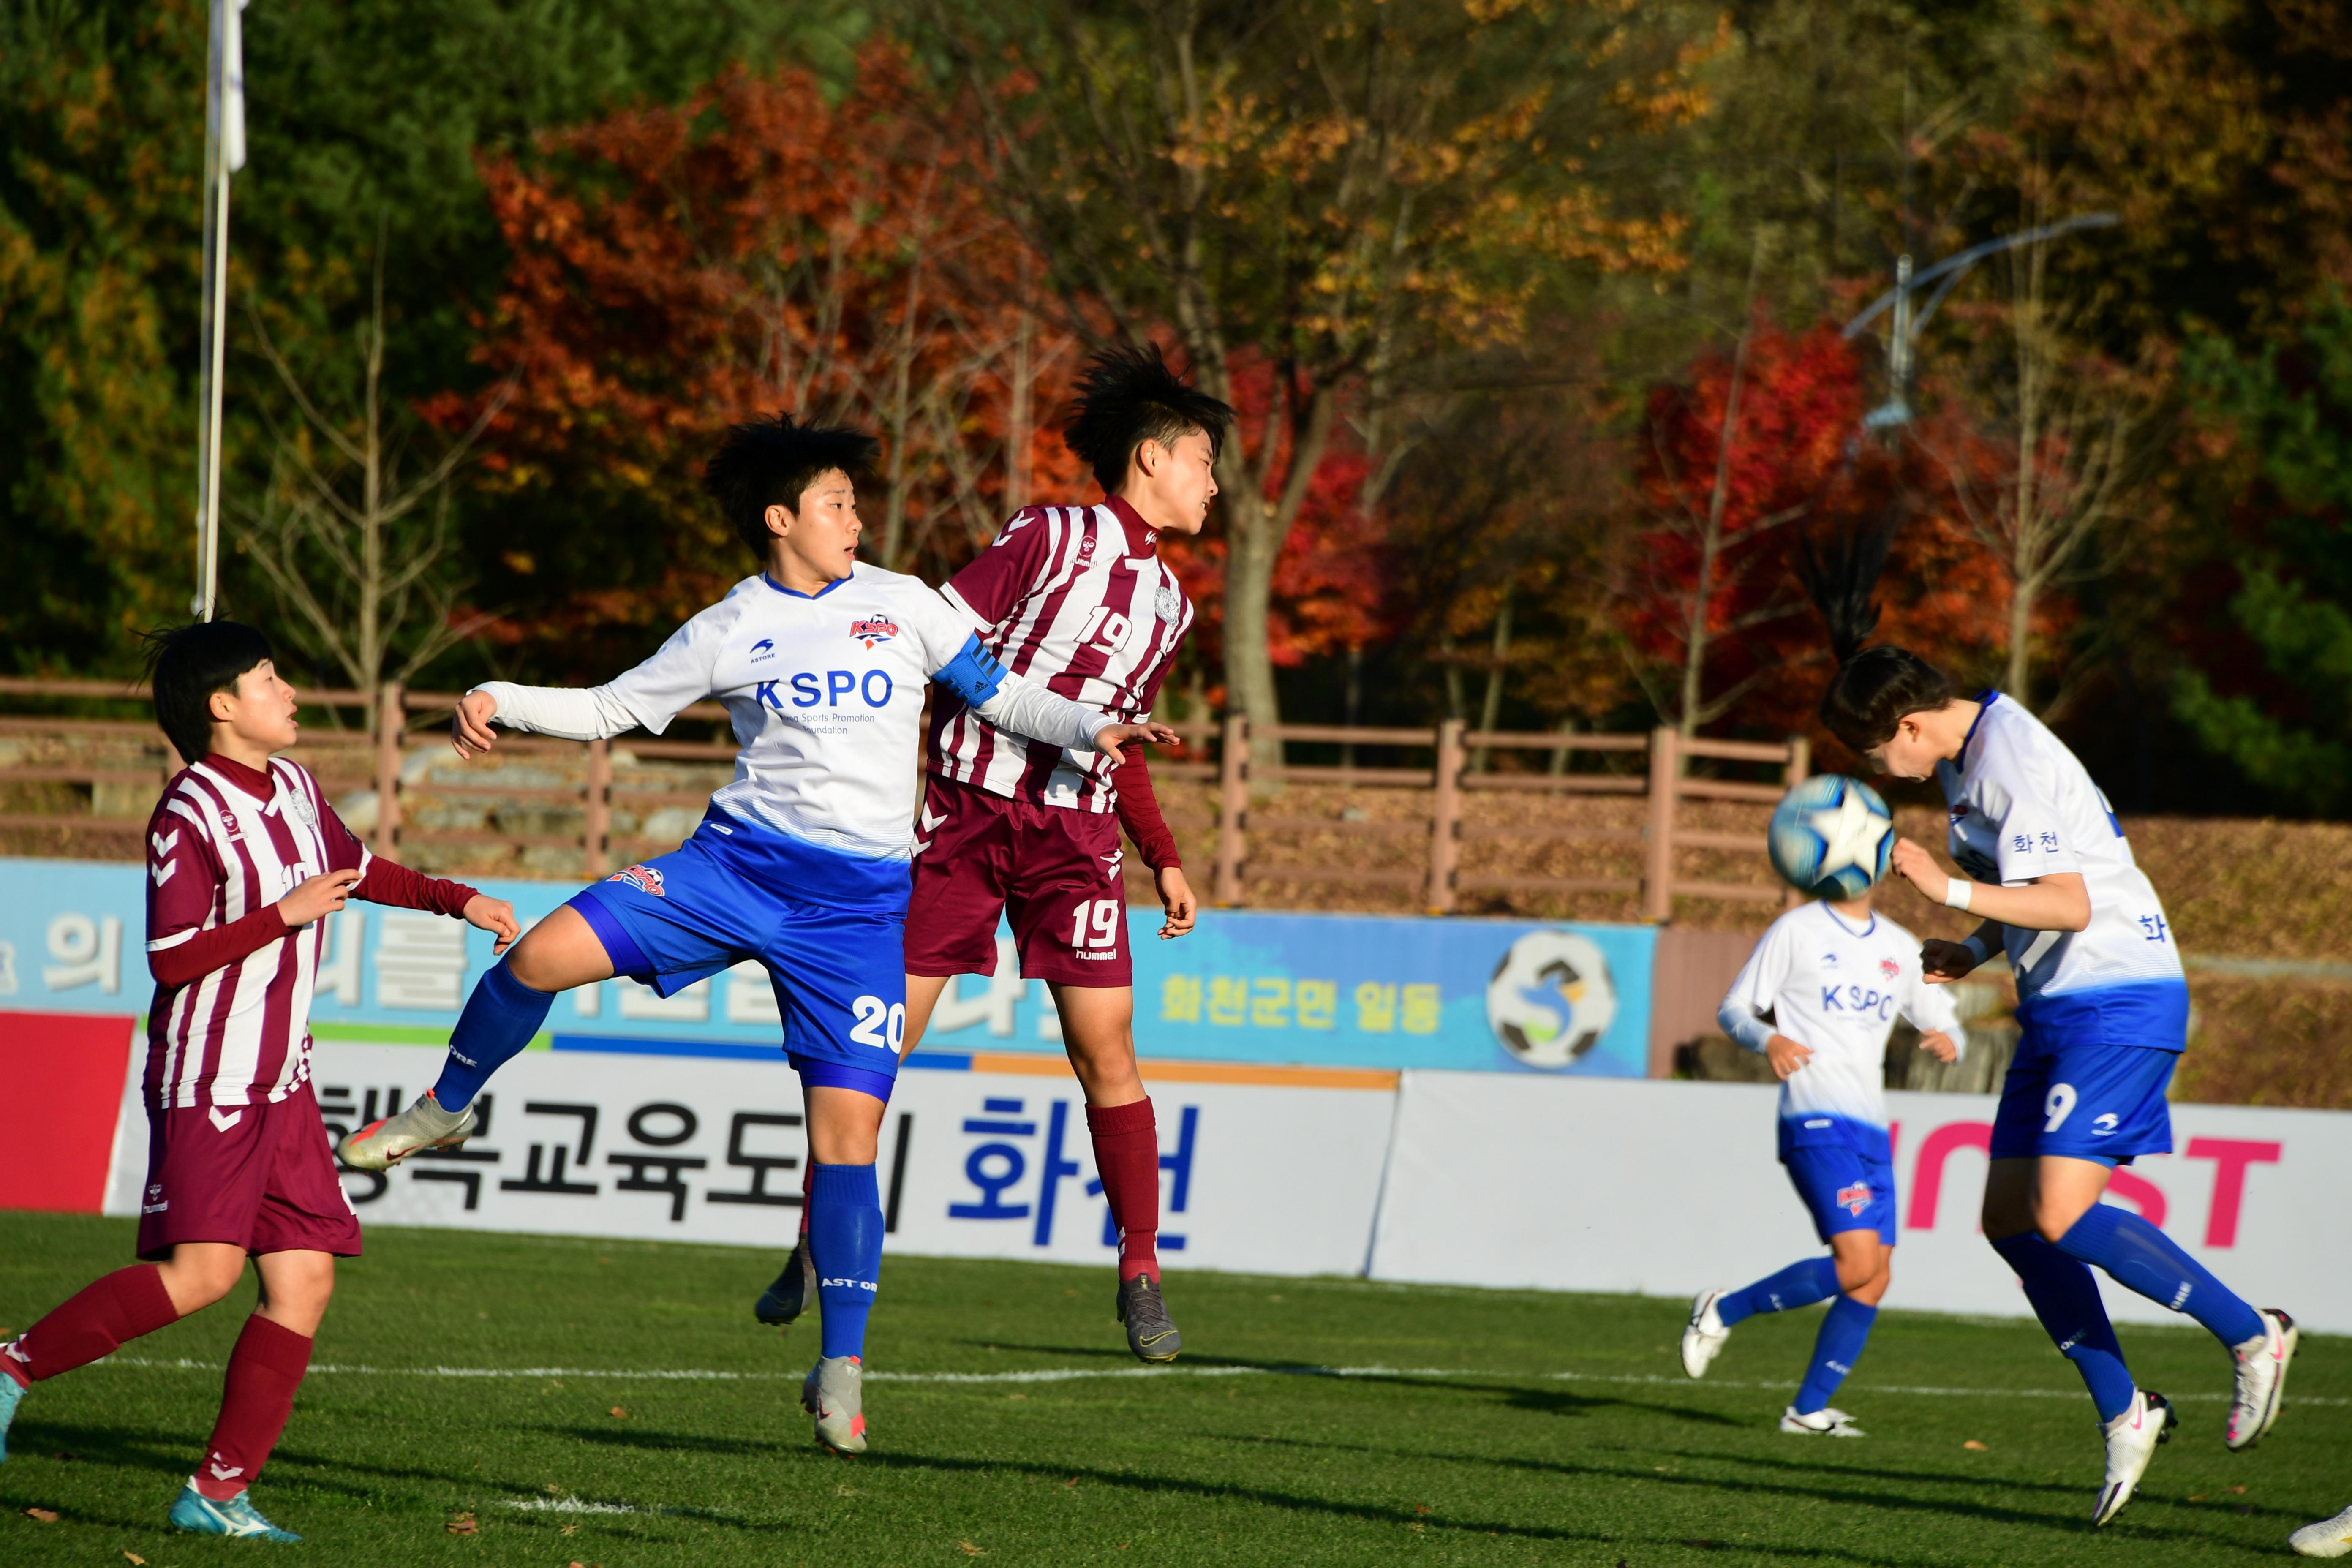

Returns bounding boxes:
[569,807,909,1095]
[1989,980,2186,1164]
[1784,1144,1897,1246]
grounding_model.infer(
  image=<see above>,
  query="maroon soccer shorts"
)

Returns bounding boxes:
[906,774,1132,987]
[136,1079,362,1260]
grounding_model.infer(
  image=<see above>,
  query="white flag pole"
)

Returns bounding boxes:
[194,0,246,621]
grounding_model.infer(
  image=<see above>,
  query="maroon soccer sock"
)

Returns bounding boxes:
[3,1264,180,1387]
[192,1315,314,1501]
[1085,1098,1161,1282]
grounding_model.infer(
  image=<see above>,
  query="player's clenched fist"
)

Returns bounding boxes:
[1764,1032,1813,1080]
[1918,938,1982,983]
[276,867,362,928]
[451,690,501,757]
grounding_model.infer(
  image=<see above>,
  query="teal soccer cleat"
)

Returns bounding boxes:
[0,1369,23,1463]
[169,1484,303,1541]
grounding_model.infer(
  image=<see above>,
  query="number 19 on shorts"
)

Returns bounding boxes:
[1069,898,1121,951]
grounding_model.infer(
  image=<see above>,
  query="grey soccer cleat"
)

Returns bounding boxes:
[801,1354,866,1454]
[756,1239,817,1327]
[337,1090,476,1171]
[1116,1272,1182,1364]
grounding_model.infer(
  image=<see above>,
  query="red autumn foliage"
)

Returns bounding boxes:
[1621,316,2022,739]
[449,45,1087,670]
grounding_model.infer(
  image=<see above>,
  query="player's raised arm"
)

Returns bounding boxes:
[908,588,1175,763]
[453,605,732,757]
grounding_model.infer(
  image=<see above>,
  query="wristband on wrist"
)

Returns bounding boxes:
[1942,876,1974,911]
[1961,934,1991,966]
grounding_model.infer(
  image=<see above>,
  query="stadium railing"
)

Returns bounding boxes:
[0,681,1804,921]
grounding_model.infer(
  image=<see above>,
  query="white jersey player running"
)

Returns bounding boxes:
[1682,882,1961,1436]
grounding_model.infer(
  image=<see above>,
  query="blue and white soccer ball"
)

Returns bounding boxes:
[1486,929,1618,1069]
[1768,774,1894,900]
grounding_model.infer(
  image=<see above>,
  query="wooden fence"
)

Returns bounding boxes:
[0,680,1807,920]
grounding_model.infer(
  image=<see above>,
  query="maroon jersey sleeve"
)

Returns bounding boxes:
[1113,742,1182,871]
[150,907,288,988]
[357,857,481,917]
[941,508,1054,627]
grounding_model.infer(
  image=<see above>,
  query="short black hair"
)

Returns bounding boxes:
[1061,344,1236,495]
[147,620,275,765]
[1819,645,1958,752]
[701,413,881,556]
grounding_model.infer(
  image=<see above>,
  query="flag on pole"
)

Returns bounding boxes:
[221,0,248,173]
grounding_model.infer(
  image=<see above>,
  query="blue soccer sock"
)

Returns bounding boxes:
[1991,1231,2136,1423]
[430,963,554,1113]
[808,1162,883,1361]
[1718,1255,1840,1328]
[1793,1295,1878,1414]
[2057,1202,2266,1348]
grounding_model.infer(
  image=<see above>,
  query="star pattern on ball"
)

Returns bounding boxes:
[1807,787,1889,879]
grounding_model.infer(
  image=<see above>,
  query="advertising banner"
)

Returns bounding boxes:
[96,1041,1399,1279]
[0,858,1652,1075]
[1368,1073,2352,1335]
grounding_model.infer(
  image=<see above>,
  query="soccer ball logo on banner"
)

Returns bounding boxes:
[1486,930,1618,1069]
[1767,774,1893,900]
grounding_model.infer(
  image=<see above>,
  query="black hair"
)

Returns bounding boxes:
[1060,344,1236,495]
[1795,510,1955,750]
[147,620,275,765]
[701,412,882,556]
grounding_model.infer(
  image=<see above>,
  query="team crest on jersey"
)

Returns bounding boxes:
[1836,1182,1873,1216]
[1155,583,1182,623]
[1878,957,1901,980]
[608,864,667,897]
[850,616,899,649]
[215,804,244,841]
[286,787,317,828]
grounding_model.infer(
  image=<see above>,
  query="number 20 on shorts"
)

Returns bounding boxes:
[1070,898,1121,951]
[850,994,906,1051]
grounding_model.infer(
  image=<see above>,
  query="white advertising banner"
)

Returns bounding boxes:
[102,1043,1397,1280]
[1368,1072,2352,1335]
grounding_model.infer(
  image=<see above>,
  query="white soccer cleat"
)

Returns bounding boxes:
[2226,1308,2298,1451]
[2093,1388,2176,1527]
[1779,1405,1866,1437]
[1681,1288,1731,1380]
[336,1091,476,1171]
[802,1354,866,1454]
[2291,1504,2352,1558]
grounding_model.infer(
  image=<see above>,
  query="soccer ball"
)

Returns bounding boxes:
[1486,930,1618,1069]
[1768,774,1893,900]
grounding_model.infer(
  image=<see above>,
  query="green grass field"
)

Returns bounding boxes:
[0,1213,2340,1565]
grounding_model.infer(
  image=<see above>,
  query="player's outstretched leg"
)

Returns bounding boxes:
[341,904,610,1169]
[2050,1202,2295,1450]
[1682,1257,1837,1380]
[2,1263,185,1459]
[798,1075,888,1454]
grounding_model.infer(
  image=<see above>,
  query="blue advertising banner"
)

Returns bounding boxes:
[0,857,1652,1076]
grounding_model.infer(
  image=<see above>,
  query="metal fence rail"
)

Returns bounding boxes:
[0,681,1807,920]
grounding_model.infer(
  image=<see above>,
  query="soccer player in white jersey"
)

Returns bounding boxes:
[339,416,1171,1454]
[1681,856,1962,1437]
[753,346,1226,1361]
[1821,642,2296,1525]
[0,621,514,1541]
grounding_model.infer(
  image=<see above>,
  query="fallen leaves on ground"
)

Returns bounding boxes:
[1963,1440,1988,1451]
[23,1508,57,1523]
[446,1511,479,1535]
[123,1554,146,1565]
[609,1407,626,1418]
[958,1543,985,1557]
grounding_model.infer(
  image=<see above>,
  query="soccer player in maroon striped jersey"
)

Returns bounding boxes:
[756,346,1230,1361]
[0,621,515,1541]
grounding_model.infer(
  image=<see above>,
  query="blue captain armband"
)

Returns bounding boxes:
[935,634,1008,708]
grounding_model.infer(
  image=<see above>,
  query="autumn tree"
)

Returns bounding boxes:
[458,48,1085,673]
[927,0,1699,734]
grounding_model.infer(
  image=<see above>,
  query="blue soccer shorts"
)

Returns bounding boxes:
[1784,1144,1897,1246]
[1990,1036,2176,1165]
[569,807,911,1086]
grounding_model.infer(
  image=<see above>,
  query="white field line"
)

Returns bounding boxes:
[94,1353,2338,1404]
